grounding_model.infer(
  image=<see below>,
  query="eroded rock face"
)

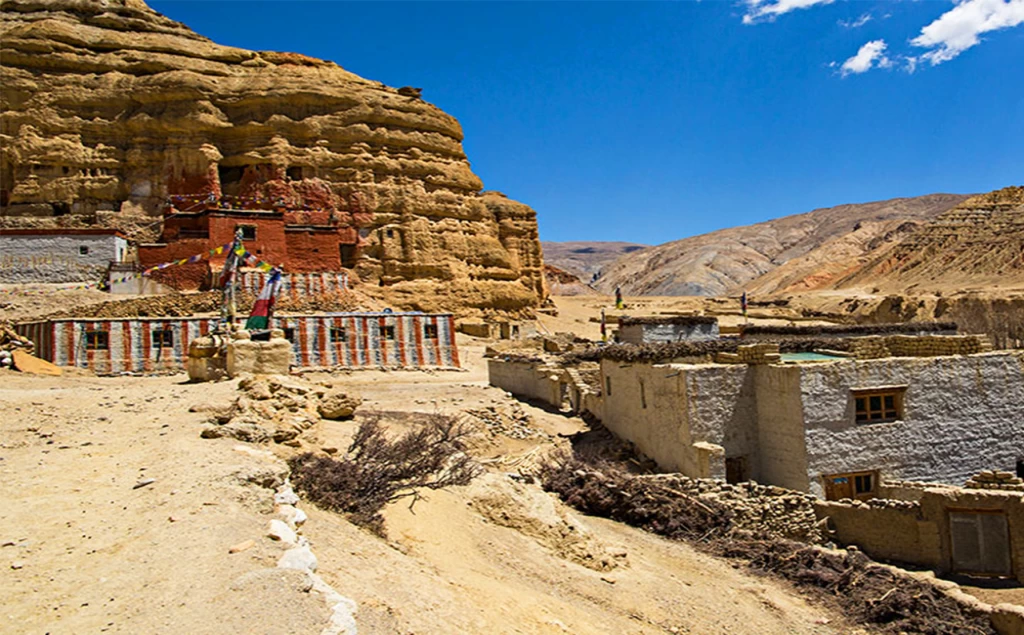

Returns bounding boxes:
[0,0,546,312]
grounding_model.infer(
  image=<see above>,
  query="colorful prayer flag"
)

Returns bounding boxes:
[244,269,283,330]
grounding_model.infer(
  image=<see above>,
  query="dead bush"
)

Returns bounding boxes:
[711,539,995,635]
[541,452,995,635]
[539,451,733,541]
[288,413,480,535]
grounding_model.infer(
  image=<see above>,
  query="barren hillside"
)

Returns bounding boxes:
[831,186,1024,294]
[594,194,969,297]
[542,241,649,284]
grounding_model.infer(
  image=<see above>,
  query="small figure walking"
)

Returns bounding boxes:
[615,286,624,310]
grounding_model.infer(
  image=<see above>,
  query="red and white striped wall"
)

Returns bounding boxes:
[275,313,459,369]
[240,272,349,301]
[15,312,458,373]
[15,318,216,374]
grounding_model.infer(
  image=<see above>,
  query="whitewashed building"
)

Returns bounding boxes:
[0,228,128,283]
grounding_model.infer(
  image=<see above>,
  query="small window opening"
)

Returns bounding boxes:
[79,245,90,255]
[511,325,520,338]
[385,229,394,238]
[151,329,174,349]
[330,327,347,343]
[237,224,257,241]
[605,376,612,396]
[853,388,904,424]
[282,328,295,342]
[639,379,647,409]
[339,243,357,268]
[85,331,109,351]
[381,325,396,341]
[854,473,873,495]
[423,324,438,339]
[62,166,70,175]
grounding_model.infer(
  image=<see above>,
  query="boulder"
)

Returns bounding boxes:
[317,388,362,420]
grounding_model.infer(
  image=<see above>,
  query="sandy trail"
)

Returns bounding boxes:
[1,343,859,634]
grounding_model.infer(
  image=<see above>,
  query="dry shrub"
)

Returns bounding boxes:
[541,452,994,635]
[288,413,480,535]
[713,539,995,635]
[539,451,733,541]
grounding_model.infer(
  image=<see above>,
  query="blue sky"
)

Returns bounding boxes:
[149,1,1024,244]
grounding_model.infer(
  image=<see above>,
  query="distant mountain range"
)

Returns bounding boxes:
[541,241,649,284]
[584,193,975,297]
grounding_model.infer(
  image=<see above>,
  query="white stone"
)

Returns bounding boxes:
[268,519,297,545]
[274,486,299,506]
[278,546,317,572]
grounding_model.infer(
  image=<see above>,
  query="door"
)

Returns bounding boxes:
[726,456,749,484]
[949,511,1012,576]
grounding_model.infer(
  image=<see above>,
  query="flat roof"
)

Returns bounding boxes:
[0,228,126,238]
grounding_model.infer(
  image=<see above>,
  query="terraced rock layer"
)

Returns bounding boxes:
[0,0,545,313]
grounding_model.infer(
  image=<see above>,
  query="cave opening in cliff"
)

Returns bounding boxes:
[52,202,71,216]
[287,166,303,181]
[218,165,245,197]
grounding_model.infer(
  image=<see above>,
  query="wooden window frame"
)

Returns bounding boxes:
[329,327,347,343]
[85,330,109,351]
[381,325,396,341]
[151,329,174,349]
[423,324,438,340]
[852,387,905,424]
[823,470,879,501]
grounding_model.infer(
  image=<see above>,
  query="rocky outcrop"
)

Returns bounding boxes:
[594,194,969,296]
[833,186,1024,293]
[0,0,545,313]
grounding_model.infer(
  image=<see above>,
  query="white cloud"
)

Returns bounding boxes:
[910,0,1024,66]
[839,39,893,76]
[838,13,873,28]
[742,0,834,25]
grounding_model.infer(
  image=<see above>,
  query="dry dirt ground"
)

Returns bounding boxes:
[1,340,865,635]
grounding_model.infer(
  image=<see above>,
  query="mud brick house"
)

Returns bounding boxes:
[596,342,1023,498]
[0,228,128,283]
[489,331,1024,499]
[137,207,360,290]
[618,315,719,344]
[15,312,459,374]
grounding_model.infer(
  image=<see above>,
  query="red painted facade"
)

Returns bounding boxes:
[138,208,360,290]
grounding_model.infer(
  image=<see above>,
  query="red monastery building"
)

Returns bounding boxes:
[138,162,369,290]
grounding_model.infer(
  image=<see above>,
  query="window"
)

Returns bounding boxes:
[339,243,357,268]
[282,328,295,342]
[854,473,874,495]
[639,379,647,409]
[151,329,174,349]
[381,325,396,341]
[237,224,257,241]
[85,331,108,351]
[605,376,612,396]
[79,245,90,255]
[330,327,347,343]
[853,388,904,423]
[423,324,438,340]
[823,470,878,501]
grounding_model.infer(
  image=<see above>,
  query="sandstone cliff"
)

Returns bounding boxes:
[0,0,545,313]
[594,194,970,297]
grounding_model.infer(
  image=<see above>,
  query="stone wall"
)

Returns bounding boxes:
[800,352,1024,497]
[487,358,563,407]
[618,321,719,345]
[815,486,1024,584]
[0,230,126,282]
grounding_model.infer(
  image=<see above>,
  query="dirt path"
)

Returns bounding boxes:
[1,346,860,634]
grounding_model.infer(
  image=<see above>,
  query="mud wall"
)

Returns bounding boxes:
[0,231,126,282]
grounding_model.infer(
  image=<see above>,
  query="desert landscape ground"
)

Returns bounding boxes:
[3,331,870,635]
[2,1,1023,633]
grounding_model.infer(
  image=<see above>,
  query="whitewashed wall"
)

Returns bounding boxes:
[0,233,126,282]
